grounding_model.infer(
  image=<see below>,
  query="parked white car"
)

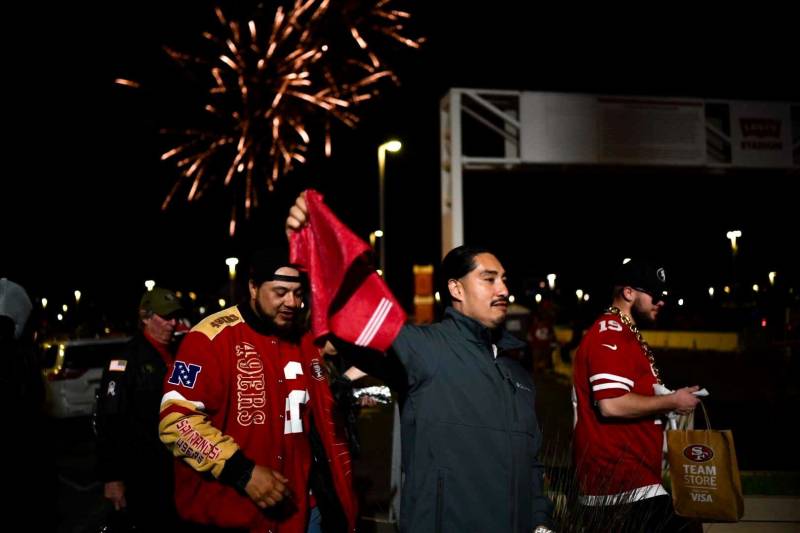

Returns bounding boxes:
[41,337,131,418]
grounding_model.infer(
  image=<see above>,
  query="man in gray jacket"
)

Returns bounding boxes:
[286,193,555,533]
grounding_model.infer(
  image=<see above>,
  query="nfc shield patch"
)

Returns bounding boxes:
[168,361,203,388]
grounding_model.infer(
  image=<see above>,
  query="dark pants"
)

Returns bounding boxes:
[124,466,181,532]
[177,510,319,533]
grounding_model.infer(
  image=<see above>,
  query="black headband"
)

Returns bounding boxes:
[271,273,305,283]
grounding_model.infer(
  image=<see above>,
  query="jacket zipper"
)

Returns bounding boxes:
[494,357,519,531]
[436,472,444,533]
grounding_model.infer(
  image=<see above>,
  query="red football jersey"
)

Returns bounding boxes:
[572,311,664,500]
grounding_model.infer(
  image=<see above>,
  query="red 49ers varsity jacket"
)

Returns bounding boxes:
[159,303,357,533]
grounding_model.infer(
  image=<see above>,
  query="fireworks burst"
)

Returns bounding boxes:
[116,0,422,235]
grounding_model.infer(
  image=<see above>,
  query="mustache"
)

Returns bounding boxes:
[491,297,509,306]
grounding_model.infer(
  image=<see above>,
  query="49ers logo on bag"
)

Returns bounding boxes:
[684,444,714,462]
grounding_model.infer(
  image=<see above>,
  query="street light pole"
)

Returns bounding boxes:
[726,230,741,294]
[726,230,742,256]
[377,139,401,525]
[377,140,401,277]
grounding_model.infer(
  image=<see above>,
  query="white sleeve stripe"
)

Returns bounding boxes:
[589,373,634,386]
[161,389,206,411]
[355,298,392,347]
[592,383,631,392]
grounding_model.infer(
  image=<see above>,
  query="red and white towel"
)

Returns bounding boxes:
[289,189,406,351]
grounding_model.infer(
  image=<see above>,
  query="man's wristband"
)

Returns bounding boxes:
[233,461,255,494]
[219,450,255,494]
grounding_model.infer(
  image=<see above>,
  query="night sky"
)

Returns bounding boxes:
[4,1,798,319]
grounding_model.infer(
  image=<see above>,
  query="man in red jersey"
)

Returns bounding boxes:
[159,249,356,533]
[572,258,701,532]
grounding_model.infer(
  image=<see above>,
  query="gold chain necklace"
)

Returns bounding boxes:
[606,306,662,384]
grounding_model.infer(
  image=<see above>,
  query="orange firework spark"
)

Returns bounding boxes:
[146,0,421,235]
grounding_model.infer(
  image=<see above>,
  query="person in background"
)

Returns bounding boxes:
[572,258,701,532]
[1,278,57,531]
[95,287,189,531]
[527,299,558,373]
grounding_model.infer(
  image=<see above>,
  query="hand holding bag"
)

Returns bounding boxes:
[666,402,744,521]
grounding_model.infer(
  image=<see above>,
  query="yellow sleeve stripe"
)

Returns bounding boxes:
[159,397,239,478]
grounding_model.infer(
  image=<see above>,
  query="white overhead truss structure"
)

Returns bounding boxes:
[440,88,799,257]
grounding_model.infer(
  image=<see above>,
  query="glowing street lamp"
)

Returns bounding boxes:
[145,280,156,292]
[768,271,777,286]
[74,290,81,304]
[370,230,384,254]
[225,257,240,302]
[726,230,742,255]
[546,273,557,290]
[377,140,401,277]
[225,257,239,280]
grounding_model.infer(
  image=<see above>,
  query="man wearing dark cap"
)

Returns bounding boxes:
[95,287,189,531]
[572,258,701,532]
[159,250,357,533]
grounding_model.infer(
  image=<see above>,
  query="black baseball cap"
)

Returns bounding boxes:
[613,258,669,303]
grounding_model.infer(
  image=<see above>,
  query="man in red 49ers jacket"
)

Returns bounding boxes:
[159,249,356,533]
